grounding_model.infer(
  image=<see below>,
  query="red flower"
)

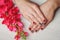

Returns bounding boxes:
[13,26,17,32]
[2,18,10,25]
[8,7,20,17]
[0,5,7,13]
[8,25,13,31]
[0,0,28,40]
[5,0,14,9]
[17,22,23,27]
[0,0,5,5]
[24,32,28,36]
[15,34,20,40]
[0,5,8,18]
[7,24,17,32]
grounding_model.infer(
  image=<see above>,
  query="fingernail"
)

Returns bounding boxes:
[33,22,36,24]
[41,28,44,30]
[29,28,31,30]
[35,30,38,32]
[43,19,47,24]
[31,30,34,33]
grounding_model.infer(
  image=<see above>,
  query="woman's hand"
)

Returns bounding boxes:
[29,0,59,32]
[14,0,47,32]
[40,0,58,29]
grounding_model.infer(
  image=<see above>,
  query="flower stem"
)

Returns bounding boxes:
[20,31,26,40]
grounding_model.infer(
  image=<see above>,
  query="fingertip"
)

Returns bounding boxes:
[35,25,41,32]
[42,19,47,24]
[40,25,45,30]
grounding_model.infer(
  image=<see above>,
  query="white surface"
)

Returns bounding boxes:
[0,0,60,40]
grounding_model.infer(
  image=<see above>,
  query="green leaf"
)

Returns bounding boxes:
[20,31,26,40]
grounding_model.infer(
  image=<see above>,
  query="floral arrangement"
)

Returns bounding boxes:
[0,0,28,40]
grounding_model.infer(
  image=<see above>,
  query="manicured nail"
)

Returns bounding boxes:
[41,28,44,30]
[31,30,34,33]
[29,28,31,30]
[35,30,38,32]
[33,22,36,24]
[40,26,44,30]
[43,19,47,24]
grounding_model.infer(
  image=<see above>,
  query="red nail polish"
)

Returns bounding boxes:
[41,28,44,30]
[43,19,47,24]
[29,28,31,30]
[33,22,36,24]
[35,30,38,32]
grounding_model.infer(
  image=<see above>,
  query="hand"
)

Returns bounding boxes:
[14,0,47,32]
[29,0,58,32]
[40,0,58,29]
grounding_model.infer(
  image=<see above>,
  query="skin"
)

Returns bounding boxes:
[14,0,60,32]
[14,0,47,32]
[32,0,60,32]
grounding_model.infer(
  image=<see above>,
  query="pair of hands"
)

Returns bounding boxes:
[15,0,58,32]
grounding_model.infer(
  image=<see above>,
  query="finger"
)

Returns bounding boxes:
[26,2,47,24]
[20,8,33,23]
[26,6,42,24]
[19,5,39,32]
[26,3,43,24]
[23,14,33,23]
[34,24,42,32]
[20,4,39,24]
[29,23,35,33]
[30,24,38,32]
[22,12,37,32]
[40,24,45,30]
[28,14,39,24]
[32,5,47,23]
[20,9,37,31]
[40,21,50,30]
